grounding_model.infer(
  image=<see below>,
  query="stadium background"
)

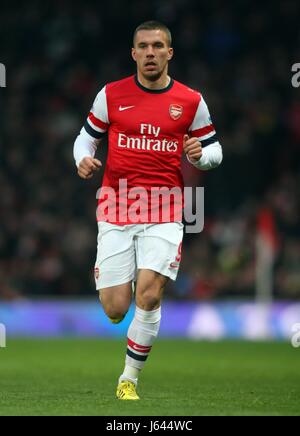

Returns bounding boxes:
[0,0,300,300]
[0,0,300,334]
[0,0,300,338]
[1,0,300,417]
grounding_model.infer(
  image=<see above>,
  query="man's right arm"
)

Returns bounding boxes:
[73,129,102,179]
[73,86,109,179]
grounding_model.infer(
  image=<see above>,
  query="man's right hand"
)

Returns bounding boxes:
[78,157,102,179]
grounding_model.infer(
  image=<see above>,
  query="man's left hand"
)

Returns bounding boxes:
[183,134,202,163]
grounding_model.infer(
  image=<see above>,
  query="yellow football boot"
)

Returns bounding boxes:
[116,380,140,400]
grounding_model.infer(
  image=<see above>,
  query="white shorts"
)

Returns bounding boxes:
[94,222,184,290]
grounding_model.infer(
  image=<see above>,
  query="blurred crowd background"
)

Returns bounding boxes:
[0,0,300,300]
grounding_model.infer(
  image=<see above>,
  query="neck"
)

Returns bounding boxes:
[137,71,171,90]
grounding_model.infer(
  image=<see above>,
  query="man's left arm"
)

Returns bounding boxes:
[184,95,223,170]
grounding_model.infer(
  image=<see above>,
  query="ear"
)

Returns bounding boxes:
[131,48,137,62]
[167,47,174,61]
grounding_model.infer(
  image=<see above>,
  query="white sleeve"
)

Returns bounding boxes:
[187,141,223,170]
[73,86,109,167]
[83,86,109,139]
[187,94,223,170]
[73,128,101,168]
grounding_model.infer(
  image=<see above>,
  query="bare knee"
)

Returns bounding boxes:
[98,283,132,322]
[135,270,168,310]
[99,294,129,321]
[136,288,163,311]
[102,304,128,320]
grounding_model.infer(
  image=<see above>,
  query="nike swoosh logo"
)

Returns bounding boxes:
[170,262,180,269]
[119,105,135,111]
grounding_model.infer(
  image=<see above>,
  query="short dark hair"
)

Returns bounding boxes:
[133,21,172,47]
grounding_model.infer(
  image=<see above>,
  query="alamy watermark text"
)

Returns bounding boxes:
[0,63,6,88]
[291,323,300,348]
[96,180,204,233]
[0,324,6,348]
[291,63,300,88]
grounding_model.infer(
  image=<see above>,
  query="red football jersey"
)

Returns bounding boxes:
[83,75,217,224]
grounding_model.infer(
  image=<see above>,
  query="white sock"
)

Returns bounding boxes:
[121,365,140,386]
[119,306,161,385]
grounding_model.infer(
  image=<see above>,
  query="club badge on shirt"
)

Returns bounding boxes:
[169,104,183,120]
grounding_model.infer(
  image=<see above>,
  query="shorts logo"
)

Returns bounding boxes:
[169,261,180,269]
[169,104,183,120]
[94,267,100,280]
[170,242,182,269]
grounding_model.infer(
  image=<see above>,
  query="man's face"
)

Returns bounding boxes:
[132,29,173,81]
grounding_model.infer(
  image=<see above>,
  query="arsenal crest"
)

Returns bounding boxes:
[169,104,183,120]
